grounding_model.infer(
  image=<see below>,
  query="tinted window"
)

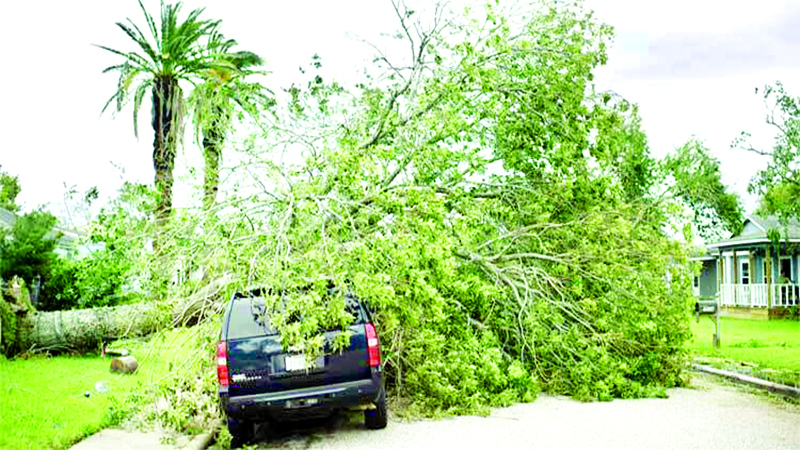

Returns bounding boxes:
[227,294,366,340]
[227,298,276,340]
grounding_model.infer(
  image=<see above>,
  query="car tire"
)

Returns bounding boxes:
[227,416,254,448]
[364,389,388,430]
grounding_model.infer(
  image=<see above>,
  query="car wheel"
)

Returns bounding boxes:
[227,416,254,448]
[364,389,388,429]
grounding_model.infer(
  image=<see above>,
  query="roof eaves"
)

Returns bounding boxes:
[707,235,800,248]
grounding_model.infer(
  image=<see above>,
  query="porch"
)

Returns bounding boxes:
[719,283,800,308]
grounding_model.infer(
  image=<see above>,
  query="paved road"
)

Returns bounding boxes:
[247,374,800,450]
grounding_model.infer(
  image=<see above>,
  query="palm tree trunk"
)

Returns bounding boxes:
[151,77,183,250]
[202,105,228,211]
[202,126,224,211]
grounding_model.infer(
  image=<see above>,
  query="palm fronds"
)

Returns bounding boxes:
[97,0,225,137]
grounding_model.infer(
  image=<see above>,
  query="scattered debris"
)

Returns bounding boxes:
[110,355,138,374]
[95,381,108,393]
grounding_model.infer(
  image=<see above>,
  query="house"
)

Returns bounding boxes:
[0,207,14,229]
[691,215,800,315]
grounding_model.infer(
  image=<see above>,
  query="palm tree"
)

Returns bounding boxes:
[191,33,273,210]
[98,1,231,245]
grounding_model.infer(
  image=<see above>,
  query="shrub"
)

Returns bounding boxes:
[0,299,17,355]
[38,250,134,311]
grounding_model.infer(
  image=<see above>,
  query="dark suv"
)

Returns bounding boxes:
[216,288,386,445]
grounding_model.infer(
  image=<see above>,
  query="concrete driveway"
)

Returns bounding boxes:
[244,374,800,450]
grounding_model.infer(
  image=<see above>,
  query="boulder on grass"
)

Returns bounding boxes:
[110,356,138,374]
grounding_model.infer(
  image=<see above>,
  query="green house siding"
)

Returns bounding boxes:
[698,260,717,297]
[724,253,799,284]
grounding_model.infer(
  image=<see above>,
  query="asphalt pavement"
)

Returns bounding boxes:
[246,373,800,450]
[71,374,800,450]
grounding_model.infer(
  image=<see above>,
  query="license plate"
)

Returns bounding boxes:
[285,354,324,371]
[285,354,307,371]
[286,397,320,408]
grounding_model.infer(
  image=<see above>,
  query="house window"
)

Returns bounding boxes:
[763,260,769,284]
[740,261,750,285]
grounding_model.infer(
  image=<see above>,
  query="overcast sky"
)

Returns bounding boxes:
[1,0,798,220]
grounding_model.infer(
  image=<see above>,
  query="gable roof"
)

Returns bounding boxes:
[707,214,800,249]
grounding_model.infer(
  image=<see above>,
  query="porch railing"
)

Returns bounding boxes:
[719,283,800,307]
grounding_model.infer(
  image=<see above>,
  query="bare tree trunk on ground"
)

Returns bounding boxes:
[15,303,167,354]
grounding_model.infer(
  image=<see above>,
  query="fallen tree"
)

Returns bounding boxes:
[160,0,740,414]
[11,303,166,355]
[6,0,744,424]
[1,278,235,356]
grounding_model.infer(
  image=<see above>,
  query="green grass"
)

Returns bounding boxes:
[689,317,800,383]
[0,328,202,450]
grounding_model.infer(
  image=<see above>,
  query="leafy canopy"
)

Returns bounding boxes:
[38,183,152,311]
[0,165,21,213]
[190,30,273,140]
[171,0,737,413]
[663,139,743,239]
[735,81,800,220]
[0,210,59,287]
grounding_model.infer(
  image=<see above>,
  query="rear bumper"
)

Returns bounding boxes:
[221,375,383,421]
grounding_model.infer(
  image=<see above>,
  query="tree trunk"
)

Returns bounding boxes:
[110,356,139,374]
[202,130,223,211]
[15,303,167,354]
[152,77,183,250]
[202,105,229,211]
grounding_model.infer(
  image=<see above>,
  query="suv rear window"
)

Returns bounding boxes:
[227,298,275,340]
[226,294,367,341]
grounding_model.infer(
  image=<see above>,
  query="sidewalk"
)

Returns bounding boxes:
[692,363,800,398]
[70,423,218,450]
[70,429,173,450]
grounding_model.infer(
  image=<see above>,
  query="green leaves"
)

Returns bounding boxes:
[98,0,226,137]
[0,165,20,212]
[736,82,800,221]
[0,209,58,287]
[93,0,702,418]
[663,139,744,238]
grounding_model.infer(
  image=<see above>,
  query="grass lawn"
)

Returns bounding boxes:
[689,316,800,381]
[0,328,203,450]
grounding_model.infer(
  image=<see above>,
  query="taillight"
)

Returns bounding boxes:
[365,323,381,368]
[216,341,229,387]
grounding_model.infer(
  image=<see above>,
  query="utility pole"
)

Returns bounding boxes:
[714,251,722,348]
